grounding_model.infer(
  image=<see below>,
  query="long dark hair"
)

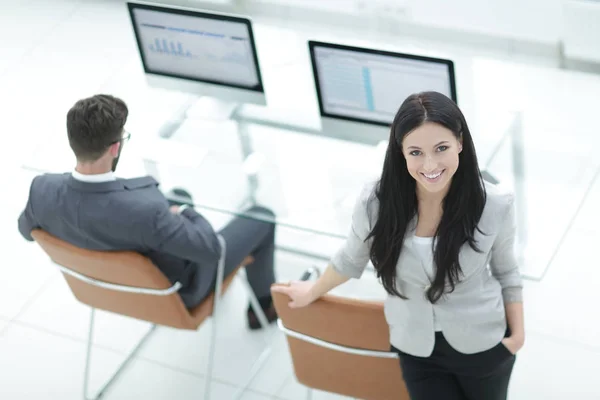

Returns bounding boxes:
[367,91,486,303]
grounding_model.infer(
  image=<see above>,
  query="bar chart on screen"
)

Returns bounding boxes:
[149,38,193,57]
[140,28,256,84]
[130,6,261,87]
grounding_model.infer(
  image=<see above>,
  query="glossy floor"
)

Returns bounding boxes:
[1,1,600,399]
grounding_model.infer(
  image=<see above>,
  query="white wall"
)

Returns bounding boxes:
[176,0,600,65]
[562,0,600,63]
[251,0,563,43]
[408,0,562,44]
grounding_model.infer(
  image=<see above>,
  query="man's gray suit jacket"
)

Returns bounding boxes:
[18,173,221,301]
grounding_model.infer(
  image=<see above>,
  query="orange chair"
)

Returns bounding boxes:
[31,229,271,400]
[271,272,410,400]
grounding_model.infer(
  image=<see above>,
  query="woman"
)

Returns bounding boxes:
[273,91,524,400]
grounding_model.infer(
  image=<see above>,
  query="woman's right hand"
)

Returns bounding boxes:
[271,281,318,309]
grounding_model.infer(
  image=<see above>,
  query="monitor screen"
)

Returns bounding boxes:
[309,41,457,126]
[127,2,264,92]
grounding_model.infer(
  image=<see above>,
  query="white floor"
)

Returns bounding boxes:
[2,1,600,399]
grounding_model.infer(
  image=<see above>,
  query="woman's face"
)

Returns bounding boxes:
[401,122,462,195]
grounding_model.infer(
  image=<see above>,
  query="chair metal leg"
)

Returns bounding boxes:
[207,236,274,400]
[204,235,228,400]
[306,388,313,400]
[83,308,156,400]
[231,269,274,400]
[204,295,221,400]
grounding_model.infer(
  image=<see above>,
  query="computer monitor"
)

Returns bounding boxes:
[309,41,457,139]
[127,1,265,106]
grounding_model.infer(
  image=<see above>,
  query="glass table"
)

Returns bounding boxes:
[23,100,596,282]
[19,28,600,281]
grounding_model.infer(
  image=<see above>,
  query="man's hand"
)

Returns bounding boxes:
[169,205,180,214]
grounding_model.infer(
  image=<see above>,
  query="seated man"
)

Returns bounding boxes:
[17,94,277,329]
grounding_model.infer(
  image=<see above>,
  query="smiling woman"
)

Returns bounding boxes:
[371,91,484,304]
[274,91,524,400]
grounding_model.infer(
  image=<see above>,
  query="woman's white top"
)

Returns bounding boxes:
[412,236,442,331]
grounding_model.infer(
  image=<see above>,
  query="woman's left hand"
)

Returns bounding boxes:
[501,335,525,355]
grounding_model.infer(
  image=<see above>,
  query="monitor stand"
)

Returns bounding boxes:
[157,96,241,139]
[152,96,261,207]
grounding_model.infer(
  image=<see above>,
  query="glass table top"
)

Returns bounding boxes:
[21,101,599,282]
[18,38,600,280]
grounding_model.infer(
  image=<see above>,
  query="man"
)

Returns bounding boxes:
[18,94,277,329]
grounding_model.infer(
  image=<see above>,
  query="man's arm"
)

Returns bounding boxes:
[144,204,222,266]
[18,178,39,242]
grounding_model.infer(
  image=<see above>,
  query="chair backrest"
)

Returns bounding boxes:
[31,229,198,329]
[272,287,409,400]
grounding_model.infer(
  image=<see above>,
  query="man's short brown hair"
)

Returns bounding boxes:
[66,94,128,162]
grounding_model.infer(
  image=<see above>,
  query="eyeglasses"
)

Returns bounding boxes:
[110,131,131,145]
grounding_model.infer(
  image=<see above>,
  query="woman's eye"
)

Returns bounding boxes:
[409,150,421,156]
[437,146,448,152]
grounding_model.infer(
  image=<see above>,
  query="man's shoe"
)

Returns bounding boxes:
[247,303,278,330]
